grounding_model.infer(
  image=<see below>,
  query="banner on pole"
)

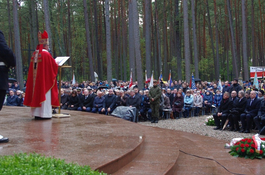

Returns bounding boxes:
[250,67,265,79]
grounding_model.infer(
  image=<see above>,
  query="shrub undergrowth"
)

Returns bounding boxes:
[0,153,106,175]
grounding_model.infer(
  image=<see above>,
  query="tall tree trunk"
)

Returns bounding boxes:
[145,0,151,78]
[251,0,256,66]
[128,0,135,81]
[206,0,217,80]
[83,0,95,82]
[183,0,190,82]
[121,0,127,81]
[30,0,38,48]
[242,0,249,80]
[113,0,119,79]
[175,0,182,80]
[163,0,168,78]
[93,0,102,80]
[67,0,72,72]
[13,0,24,89]
[191,0,199,79]
[227,0,239,78]
[155,0,162,77]
[7,0,13,49]
[43,0,53,56]
[132,0,143,89]
[214,0,220,79]
[105,0,112,83]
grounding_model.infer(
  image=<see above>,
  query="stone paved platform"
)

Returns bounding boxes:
[0,106,264,175]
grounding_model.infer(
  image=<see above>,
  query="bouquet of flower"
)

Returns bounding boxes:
[205,116,215,126]
[229,138,265,159]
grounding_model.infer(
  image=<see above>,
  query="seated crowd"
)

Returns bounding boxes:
[4,78,265,134]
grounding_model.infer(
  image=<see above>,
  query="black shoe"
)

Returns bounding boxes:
[0,137,9,143]
[239,129,245,133]
[244,130,250,133]
[214,127,221,130]
[154,120,158,123]
[52,109,57,114]
[151,120,155,123]
[230,128,235,131]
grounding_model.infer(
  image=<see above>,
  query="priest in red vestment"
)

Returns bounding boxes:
[24,31,59,119]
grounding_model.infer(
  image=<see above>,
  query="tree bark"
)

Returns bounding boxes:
[105,0,112,83]
[129,0,135,81]
[227,0,239,78]
[163,0,169,78]
[191,0,199,79]
[43,0,53,56]
[7,0,13,49]
[132,0,143,89]
[145,0,151,78]
[83,0,95,82]
[121,0,127,81]
[13,0,24,89]
[183,0,190,82]
[214,0,220,79]
[155,0,162,77]
[242,0,249,80]
[30,0,38,48]
[206,0,217,80]
[93,0,102,80]
[175,0,182,80]
[251,0,256,66]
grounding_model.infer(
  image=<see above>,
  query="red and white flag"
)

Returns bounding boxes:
[149,72,154,88]
[129,71,133,88]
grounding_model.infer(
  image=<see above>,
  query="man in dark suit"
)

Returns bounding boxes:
[77,90,93,112]
[169,89,177,107]
[213,92,233,130]
[253,93,265,134]
[6,90,18,106]
[229,79,242,94]
[240,91,261,133]
[126,90,140,110]
[222,81,231,94]
[229,90,247,131]
[101,89,116,115]
[0,30,16,143]
[60,89,69,109]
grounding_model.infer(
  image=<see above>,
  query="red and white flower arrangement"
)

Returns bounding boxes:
[229,135,265,159]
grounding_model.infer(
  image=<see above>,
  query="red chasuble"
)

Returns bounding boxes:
[24,49,59,107]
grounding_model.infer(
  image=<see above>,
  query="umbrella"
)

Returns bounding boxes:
[8,78,17,83]
[112,78,117,81]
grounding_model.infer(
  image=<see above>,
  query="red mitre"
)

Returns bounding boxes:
[37,30,49,53]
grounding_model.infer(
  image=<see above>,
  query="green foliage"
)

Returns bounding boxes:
[1,0,264,82]
[0,153,106,175]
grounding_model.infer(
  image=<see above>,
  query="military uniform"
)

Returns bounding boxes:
[149,85,162,123]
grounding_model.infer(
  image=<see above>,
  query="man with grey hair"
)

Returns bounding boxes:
[228,90,247,131]
[240,91,261,133]
[213,92,233,130]
[126,90,140,109]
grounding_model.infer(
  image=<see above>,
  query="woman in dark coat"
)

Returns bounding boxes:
[67,91,80,110]
[172,92,184,119]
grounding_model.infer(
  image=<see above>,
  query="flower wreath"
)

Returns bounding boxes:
[229,135,265,159]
